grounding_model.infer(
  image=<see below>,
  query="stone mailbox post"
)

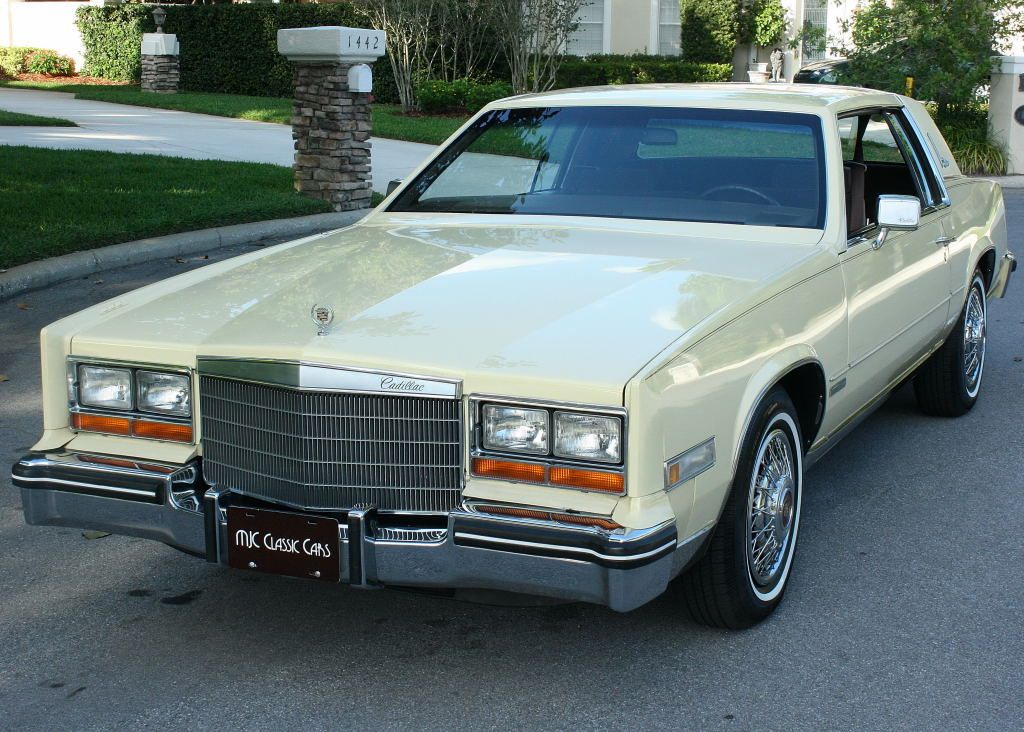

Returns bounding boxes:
[140,34,180,94]
[278,27,386,211]
[989,56,1024,175]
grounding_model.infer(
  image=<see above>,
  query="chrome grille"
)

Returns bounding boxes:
[199,376,462,513]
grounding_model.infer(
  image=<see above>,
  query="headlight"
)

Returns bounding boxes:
[482,405,549,454]
[137,370,191,417]
[78,365,133,410]
[554,411,621,463]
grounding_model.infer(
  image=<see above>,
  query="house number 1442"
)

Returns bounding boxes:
[348,35,380,50]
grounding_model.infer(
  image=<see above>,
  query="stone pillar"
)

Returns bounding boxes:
[140,33,179,94]
[278,27,386,212]
[989,56,1024,175]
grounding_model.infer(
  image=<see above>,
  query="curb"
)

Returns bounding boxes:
[0,210,368,302]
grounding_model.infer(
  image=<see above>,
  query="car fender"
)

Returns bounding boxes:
[730,347,823,473]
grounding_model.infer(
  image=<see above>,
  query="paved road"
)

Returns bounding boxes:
[0,88,435,193]
[1,195,1022,730]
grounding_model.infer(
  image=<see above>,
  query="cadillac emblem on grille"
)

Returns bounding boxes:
[310,304,335,336]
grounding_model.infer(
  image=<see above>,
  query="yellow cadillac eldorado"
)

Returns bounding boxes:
[13,85,1015,628]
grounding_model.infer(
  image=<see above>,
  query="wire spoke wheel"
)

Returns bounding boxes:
[746,428,797,589]
[962,284,986,398]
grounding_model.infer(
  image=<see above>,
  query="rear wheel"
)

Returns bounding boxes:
[913,271,987,417]
[680,388,802,629]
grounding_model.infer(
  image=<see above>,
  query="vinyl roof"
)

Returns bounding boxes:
[495,83,904,115]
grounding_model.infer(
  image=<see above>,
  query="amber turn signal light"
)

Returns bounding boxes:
[71,413,131,436]
[471,457,546,484]
[133,420,194,443]
[71,413,193,443]
[549,466,624,494]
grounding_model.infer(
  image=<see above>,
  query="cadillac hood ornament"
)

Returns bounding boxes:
[310,304,335,336]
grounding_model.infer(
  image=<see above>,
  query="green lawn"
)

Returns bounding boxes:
[0,146,333,268]
[1,80,468,145]
[0,109,76,126]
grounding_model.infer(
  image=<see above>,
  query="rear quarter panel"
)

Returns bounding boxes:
[944,178,1008,311]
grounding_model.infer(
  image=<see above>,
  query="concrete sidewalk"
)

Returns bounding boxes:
[0,88,436,193]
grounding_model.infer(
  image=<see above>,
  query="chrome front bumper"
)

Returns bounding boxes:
[13,452,703,612]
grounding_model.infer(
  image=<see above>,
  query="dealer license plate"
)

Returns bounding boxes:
[227,506,340,582]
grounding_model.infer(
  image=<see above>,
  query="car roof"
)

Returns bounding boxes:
[494,83,902,115]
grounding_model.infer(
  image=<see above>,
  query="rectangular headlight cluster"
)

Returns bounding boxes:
[70,361,193,443]
[473,399,625,494]
[482,405,621,463]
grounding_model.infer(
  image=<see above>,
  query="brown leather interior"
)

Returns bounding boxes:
[843,161,867,234]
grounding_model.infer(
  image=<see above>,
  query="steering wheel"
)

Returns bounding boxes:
[699,185,781,207]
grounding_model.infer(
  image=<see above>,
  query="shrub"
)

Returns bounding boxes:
[416,78,513,113]
[554,55,732,88]
[465,81,514,112]
[24,50,75,77]
[416,79,470,113]
[0,46,40,78]
[679,0,740,63]
[933,104,1007,176]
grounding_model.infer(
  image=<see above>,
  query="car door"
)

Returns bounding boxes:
[837,108,952,408]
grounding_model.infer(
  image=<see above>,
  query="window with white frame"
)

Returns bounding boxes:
[567,0,606,56]
[803,0,829,61]
[658,0,682,55]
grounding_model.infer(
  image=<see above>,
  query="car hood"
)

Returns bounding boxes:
[69,214,822,403]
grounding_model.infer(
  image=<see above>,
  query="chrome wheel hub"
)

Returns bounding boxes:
[747,429,796,587]
[963,285,986,398]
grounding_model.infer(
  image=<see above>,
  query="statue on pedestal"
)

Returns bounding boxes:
[770,48,784,82]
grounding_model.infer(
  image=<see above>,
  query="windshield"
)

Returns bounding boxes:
[390,106,826,228]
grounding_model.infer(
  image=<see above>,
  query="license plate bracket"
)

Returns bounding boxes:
[227,506,340,582]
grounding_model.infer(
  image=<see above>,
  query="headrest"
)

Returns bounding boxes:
[640,127,678,146]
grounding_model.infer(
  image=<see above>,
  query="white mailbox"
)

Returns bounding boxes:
[347,64,373,94]
[277,26,386,64]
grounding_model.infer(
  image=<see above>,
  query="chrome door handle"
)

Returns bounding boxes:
[934,235,954,245]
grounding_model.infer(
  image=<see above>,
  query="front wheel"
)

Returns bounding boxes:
[913,270,987,417]
[679,388,803,629]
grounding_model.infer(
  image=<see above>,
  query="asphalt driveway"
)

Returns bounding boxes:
[1,194,1022,730]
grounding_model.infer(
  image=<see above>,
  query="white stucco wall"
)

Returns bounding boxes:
[0,0,96,72]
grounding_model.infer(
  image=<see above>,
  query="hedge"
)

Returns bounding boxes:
[679,0,741,63]
[416,79,514,114]
[75,5,148,82]
[554,55,733,88]
[75,4,396,99]
[75,6,729,104]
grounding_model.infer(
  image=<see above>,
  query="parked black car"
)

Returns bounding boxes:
[793,58,848,84]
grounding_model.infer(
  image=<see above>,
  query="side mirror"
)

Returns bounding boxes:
[873,195,921,249]
[386,179,403,196]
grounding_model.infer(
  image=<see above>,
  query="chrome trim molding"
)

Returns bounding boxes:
[900,105,952,209]
[197,358,461,399]
[450,532,676,564]
[13,474,156,499]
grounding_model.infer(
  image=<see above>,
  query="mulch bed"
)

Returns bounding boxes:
[14,73,130,85]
